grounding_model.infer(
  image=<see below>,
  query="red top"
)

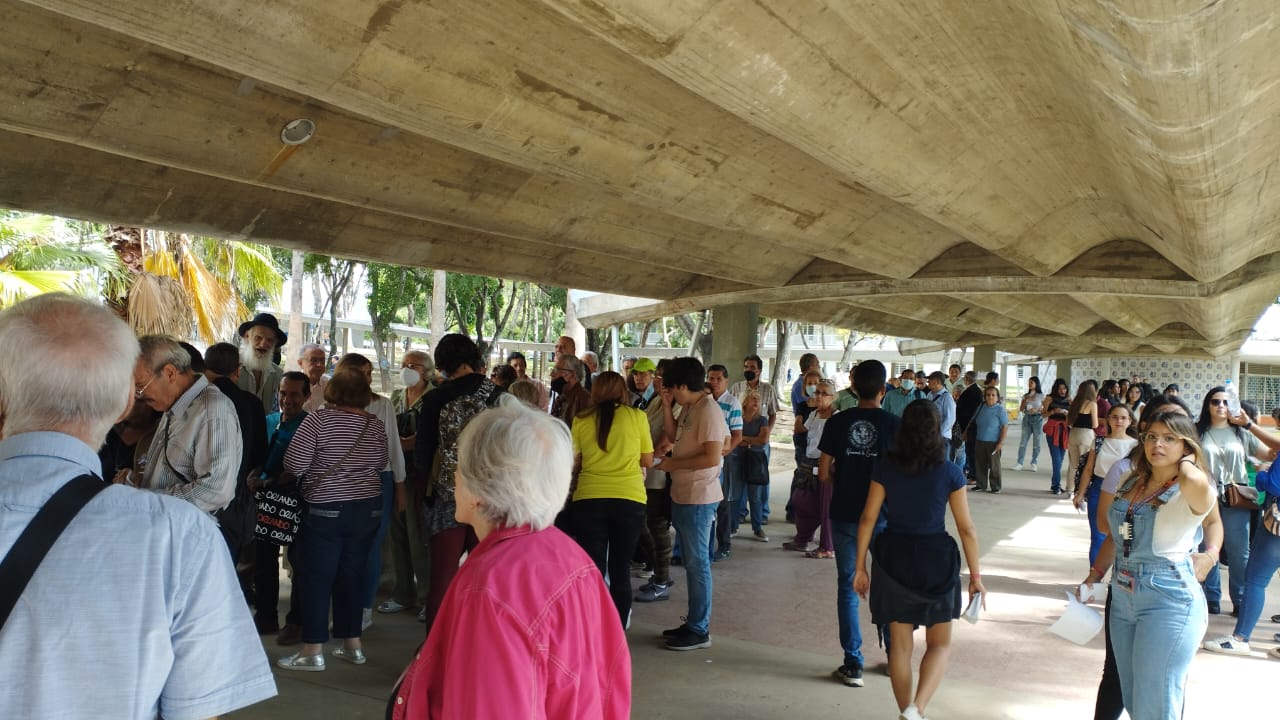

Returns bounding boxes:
[391,525,631,719]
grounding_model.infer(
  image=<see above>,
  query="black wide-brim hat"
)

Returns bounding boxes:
[238,312,287,345]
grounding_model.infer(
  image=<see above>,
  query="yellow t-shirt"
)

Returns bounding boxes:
[571,405,653,504]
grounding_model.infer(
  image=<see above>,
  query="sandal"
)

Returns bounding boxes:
[805,550,835,559]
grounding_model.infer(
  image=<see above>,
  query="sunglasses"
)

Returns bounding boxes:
[1209,399,1230,407]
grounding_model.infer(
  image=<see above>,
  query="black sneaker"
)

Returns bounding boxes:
[664,628,712,651]
[661,621,691,638]
[832,663,864,687]
[1208,601,1221,615]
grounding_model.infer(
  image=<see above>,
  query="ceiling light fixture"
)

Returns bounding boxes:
[280,118,316,145]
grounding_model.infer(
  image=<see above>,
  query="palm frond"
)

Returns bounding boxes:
[177,242,235,344]
[0,270,88,308]
[227,242,283,304]
[127,272,192,337]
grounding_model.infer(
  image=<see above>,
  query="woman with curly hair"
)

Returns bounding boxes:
[854,399,985,720]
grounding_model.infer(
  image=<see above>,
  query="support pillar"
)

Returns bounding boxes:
[973,344,996,377]
[709,304,759,375]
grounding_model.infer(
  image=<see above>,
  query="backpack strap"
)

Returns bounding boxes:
[0,474,106,630]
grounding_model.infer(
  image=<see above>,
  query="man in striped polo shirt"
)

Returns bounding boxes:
[706,364,743,561]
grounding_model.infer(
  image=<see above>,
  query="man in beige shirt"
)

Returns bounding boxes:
[655,357,727,652]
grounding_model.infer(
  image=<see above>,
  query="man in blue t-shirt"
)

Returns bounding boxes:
[249,371,310,640]
[818,360,901,689]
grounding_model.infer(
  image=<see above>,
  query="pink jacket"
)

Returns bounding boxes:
[392,525,631,719]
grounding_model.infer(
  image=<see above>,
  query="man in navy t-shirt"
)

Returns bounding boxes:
[818,360,900,689]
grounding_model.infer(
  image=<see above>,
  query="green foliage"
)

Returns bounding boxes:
[0,211,129,308]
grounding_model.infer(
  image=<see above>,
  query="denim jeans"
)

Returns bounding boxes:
[745,484,768,534]
[1085,478,1106,565]
[1017,414,1043,465]
[1202,504,1253,607]
[571,498,647,627]
[1232,527,1280,639]
[1048,443,1067,492]
[671,500,717,635]
[361,472,395,608]
[715,457,745,552]
[297,496,382,644]
[832,521,878,667]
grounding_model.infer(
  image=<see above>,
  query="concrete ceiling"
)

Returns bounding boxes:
[2,0,1278,359]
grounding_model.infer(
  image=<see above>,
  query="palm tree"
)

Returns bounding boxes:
[0,212,129,308]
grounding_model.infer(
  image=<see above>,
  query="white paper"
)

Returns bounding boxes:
[962,592,982,624]
[1048,591,1104,645]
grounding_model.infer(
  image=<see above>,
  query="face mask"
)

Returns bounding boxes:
[401,368,421,387]
[438,369,450,381]
[550,376,568,394]
[805,384,817,396]
[743,370,757,382]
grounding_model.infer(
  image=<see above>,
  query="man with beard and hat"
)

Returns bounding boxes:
[237,313,286,414]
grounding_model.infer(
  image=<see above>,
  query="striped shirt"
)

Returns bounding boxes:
[143,375,242,513]
[284,407,388,504]
[713,390,744,432]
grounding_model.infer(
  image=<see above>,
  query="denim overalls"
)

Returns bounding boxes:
[1107,486,1207,720]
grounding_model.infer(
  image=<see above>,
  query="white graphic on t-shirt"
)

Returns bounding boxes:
[847,420,879,457]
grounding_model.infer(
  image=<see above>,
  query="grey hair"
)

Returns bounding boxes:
[138,335,192,373]
[456,398,572,531]
[561,355,586,383]
[0,294,138,443]
[298,342,325,359]
[817,378,837,393]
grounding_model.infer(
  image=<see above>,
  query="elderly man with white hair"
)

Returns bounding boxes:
[237,312,287,413]
[297,342,328,412]
[0,293,275,718]
[390,399,630,719]
[132,335,243,515]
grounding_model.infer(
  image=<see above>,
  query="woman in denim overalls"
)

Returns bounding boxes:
[1080,411,1215,720]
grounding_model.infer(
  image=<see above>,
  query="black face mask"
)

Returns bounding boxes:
[743,370,757,381]
[550,376,568,394]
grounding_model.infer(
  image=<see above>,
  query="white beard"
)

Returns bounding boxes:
[240,342,273,374]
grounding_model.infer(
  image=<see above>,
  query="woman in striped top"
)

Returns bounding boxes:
[278,367,389,672]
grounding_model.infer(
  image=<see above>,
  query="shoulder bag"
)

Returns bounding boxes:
[0,474,105,630]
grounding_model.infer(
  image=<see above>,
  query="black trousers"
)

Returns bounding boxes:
[1094,590,1123,720]
[570,498,647,626]
[252,537,302,627]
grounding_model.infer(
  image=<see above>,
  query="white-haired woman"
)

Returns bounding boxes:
[390,400,631,719]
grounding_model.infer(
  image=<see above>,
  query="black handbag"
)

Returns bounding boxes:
[744,446,770,486]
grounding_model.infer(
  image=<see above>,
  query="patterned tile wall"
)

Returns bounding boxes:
[1070,357,1234,406]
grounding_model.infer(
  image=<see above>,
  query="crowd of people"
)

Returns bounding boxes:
[3,292,1280,720]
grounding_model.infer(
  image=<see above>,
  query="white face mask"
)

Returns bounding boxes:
[401,367,422,387]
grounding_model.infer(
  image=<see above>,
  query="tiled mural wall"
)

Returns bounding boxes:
[1070,357,1233,407]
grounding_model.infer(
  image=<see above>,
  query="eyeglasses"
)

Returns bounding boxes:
[404,363,425,370]
[815,391,834,396]
[1140,433,1182,446]
[134,372,159,399]
[1209,399,1230,407]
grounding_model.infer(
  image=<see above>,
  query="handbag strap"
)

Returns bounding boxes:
[311,416,372,486]
[0,474,106,630]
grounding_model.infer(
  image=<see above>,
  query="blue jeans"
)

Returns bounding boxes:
[1233,528,1280,639]
[745,484,768,533]
[736,444,771,520]
[1018,414,1043,465]
[1202,504,1253,607]
[671,501,717,635]
[1109,558,1205,719]
[1085,478,1106,565]
[297,496,382,644]
[1048,443,1067,492]
[832,519,886,667]
[361,472,395,608]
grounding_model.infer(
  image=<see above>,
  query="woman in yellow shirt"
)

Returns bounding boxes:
[571,371,655,628]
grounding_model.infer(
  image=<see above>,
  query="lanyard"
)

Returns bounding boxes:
[1121,477,1176,558]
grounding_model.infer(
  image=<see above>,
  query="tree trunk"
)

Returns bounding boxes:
[838,332,862,372]
[430,270,447,350]
[639,320,652,348]
[770,319,793,388]
[287,250,304,360]
[687,310,709,360]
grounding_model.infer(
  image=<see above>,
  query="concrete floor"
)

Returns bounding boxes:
[231,425,1280,719]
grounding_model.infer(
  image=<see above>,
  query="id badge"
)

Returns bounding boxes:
[1116,569,1136,593]
[1117,521,1133,541]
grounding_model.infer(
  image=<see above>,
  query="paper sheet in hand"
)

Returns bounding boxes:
[1048,591,1103,645]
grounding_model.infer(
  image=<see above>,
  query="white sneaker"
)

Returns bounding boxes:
[1014,463,1024,471]
[1030,463,1038,472]
[900,705,927,720]
[1202,635,1250,655]
[361,608,374,631]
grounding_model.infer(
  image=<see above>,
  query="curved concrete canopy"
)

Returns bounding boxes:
[1,0,1277,358]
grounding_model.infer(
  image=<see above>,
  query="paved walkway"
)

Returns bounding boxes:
[231,424,1280,719]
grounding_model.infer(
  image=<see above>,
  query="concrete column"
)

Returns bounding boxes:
[565,289,587,355]
[709,303,759,374]
[973,344,996,376]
